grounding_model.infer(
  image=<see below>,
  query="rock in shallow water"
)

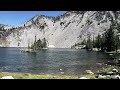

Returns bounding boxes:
[86,70,94,74]
[60,72,64,74]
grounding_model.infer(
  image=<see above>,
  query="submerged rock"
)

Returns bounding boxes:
[60,72,64,74]
[59,69,63,71]
[106,61,116,66]
[96,63,104,66]
[86,70,94,74]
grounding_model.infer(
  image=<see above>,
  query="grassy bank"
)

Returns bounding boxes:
[0,72,79,79]
[0,66,120,79]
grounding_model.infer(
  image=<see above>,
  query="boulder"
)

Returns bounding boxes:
[79,77,88,79]
[106,75,111,78]
[98,75,106,79]
[117,59,120,63]
[112,69,119,73]
[59,69,62,71]
[1,76,14,79]
[86,70,94,74]
[96,63,103,66]
[107,71,114,75]
[114,75,120,79]
[110,75,120,79]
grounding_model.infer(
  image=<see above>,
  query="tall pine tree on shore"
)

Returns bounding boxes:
[105,25,116,52]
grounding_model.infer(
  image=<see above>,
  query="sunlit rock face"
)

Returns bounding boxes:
[2,11,120,48]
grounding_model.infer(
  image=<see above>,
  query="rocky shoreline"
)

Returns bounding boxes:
[80,59,120,79]
[1,65,120,79]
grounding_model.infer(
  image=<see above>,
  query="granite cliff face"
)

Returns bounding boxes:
[1,11,120,48]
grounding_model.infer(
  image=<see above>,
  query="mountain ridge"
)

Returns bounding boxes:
[0,11,120,48]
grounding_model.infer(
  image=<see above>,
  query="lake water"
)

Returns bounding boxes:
[0,48,111,75]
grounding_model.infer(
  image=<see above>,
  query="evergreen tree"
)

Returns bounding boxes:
[31,35,37,50]
[86,34,93,50]
[114,34,120,53]
[100,33,106,52]
[42,38,47,48]
[37,39,42,49]
[34,35,37,50]
[96,34,101,51]
[105,25,116,52]
[93,36,95,48]
[28,40,30,49]
[30,37,47,50]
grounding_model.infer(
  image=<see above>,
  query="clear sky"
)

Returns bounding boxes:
[0,11,65,27]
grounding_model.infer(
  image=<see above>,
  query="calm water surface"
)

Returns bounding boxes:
[0,47,111,75]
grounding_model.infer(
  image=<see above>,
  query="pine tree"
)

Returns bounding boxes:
[28,40,30,49]
[31,35,37,50]
[93,35,95,48]
[37,39,42,49]
[86,34,93,50]
[34,35,37,50]
[96,34,101,51]
[42,38,47,48]
[115,34,120,53]
[100,33,106,52]
[105,25,116,52]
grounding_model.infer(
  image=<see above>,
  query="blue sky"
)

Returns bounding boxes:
[0,11,65,26]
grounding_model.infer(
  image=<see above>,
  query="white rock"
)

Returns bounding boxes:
[114,75,120,79]
[98,75,106,79]
[112,69,118,72]
[1,76,14,79]
[107,71,113,75]
[109,54,113,56]
[60,69,62,71]
[60,72,64,74]
[86,70,94,74]
[106,75,111,78]
[96,63,103,66]
[110,75,120,79]
[79,77,88,79]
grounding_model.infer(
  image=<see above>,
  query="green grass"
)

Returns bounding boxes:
[101,66,120,73]
[0,72,98,79]
[0,66,119,79]
[0,72,79,79]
